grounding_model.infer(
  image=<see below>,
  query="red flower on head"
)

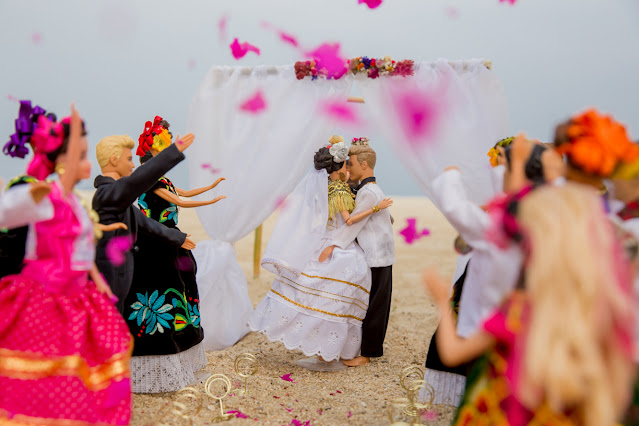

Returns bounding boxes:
[137,116,164,156]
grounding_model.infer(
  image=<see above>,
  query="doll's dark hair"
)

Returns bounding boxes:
[505,143,547,185]
[140,151,153,164]
[46,119,87,163]
[314,147,344,173]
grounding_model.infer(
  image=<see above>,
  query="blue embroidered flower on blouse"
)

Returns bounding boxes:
[128,290,174,335]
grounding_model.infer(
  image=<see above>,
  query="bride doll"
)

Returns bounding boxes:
[249,135,391,371]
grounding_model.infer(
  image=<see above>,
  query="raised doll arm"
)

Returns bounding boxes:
[0,182,53,229]
[60,106,82,196]
[346,198,392,225]
[176,177,226,197]
[423,267,495,366]
[153,188,226,208]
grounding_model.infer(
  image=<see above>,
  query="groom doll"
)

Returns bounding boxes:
[320,137,395,366]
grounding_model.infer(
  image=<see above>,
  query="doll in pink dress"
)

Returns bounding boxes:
[0,107,132,425]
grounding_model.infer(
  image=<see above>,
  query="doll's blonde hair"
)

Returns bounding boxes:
[349,137,376,169]
[96,135,135,168]
[517,183,634,425]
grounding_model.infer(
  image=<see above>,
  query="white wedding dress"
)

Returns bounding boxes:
[248,169,371,361]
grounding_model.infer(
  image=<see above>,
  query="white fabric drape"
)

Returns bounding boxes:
[358,59,509,205]
[187,66,353,351]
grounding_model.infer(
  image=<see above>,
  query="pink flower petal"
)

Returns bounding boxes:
[347,411,352,418]
[290,420,302,426]
[176,256,193,271]
[279,31,299,47]
[336,390,342,393]
[239,91,267,114]
[187,59,197,70]
[230,38,261,60]
[421,410,439,421]
[281,373,297,383]
[218,14,229,42]
[228,410,249,419]
[393,89,438,148]
[499,0,517,4]
[358,0,383,8]
[399,218,430,245]
[445,6,460,18]
[106,235,133,266]
[6,94,18,102]
[319,100,362,125]
[317,409,322,415]
[305,43,347,79]
[31,32,43,44]
[273,396,281,399]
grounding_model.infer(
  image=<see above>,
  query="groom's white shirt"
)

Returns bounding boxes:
[330,182,395,268]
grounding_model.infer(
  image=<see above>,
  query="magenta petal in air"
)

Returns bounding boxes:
[319,100,361,125]
[230,38,261,59]
[240,91,267,114]
[106,235,133,266]
[399,218,430,245]
[358,0,383,9]
[305,43,347,79]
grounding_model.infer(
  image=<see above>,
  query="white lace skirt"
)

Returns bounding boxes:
[250,242,371,361]
[130,342,207,393]
[421,368,466,407]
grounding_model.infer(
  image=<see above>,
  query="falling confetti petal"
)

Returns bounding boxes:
[239,90,267,114]
[305,43,347,79]
[317,409,322,415]
[176,256,193,271]
[261,21,300,48]
[445,6,460,18]
[421,410,439,421]
[392,87,439,148]
[358,0,383,8]
[319,100,362,125]
[273,396,281,399]
[347,411,352,418]
[228,410,249,419]
[230,38,260,59]
[106,235,133,266]
[6,94,18,102]
[499,0,517,4]
[218,13,229,42]
[281,374,297,383]
[187,59,197,70]
[31,32,42,44]
[399,218,431,244]
[336,390,342,394]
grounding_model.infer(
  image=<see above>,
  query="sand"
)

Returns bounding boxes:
[125,196,459,426]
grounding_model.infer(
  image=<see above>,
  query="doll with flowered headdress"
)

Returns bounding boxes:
[0,105,133,424]
[424,182,636,425]
[123,116,226,393]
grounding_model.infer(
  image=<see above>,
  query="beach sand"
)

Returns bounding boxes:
[125,196,459,425]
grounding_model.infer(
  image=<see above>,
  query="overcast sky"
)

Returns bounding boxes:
[1,0,638,194]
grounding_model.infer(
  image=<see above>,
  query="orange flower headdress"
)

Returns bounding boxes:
[555,109,638,178]
[487,136,514,167]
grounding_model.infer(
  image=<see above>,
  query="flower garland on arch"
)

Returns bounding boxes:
[295,56,414,80]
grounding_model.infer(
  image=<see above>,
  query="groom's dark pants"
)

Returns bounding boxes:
[361,265,393,358]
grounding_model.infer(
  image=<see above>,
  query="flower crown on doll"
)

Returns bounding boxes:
[3,100,55,159]
[137,116,172,156]
[555,109,639,178]
[487,136,514,168]
[327,135,348,163]
[486,185,534,251]
[351,136,370,147]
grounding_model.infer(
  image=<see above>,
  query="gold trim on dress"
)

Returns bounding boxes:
[300,272,370,294]
[269,289,363,322]
[0,409,117,426]
[0,339,133,392]
[262,260,300,277]
[274,276,368,311]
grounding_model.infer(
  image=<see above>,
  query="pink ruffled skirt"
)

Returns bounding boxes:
[0,275,133,425]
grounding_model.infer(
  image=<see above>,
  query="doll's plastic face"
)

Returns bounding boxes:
[347,154,363,181]
[115,147,134,178]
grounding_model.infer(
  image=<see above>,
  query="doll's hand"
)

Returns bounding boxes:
[210,177,226,189]
[346,218,353,226]
[378,198,393,210]
[509,134,533,167]
[422,267,450,308]
[319,245,335,262]
[98,222,128,232]
[182,235,196,250]
[541,147,566,183]
[94,272,115,299]
[205,195,226,205]
[345,171,350,182]
[29,181,52,204]
[175,133,195,152]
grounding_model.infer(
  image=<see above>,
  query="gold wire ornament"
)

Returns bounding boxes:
[234,353,258,396]
[205,374,234,422]
[387,366,434,425]
[154,387,203,425]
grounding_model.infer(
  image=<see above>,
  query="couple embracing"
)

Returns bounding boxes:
[249,135,395,370]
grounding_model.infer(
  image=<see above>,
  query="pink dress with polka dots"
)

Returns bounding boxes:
[0,181,132,425]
